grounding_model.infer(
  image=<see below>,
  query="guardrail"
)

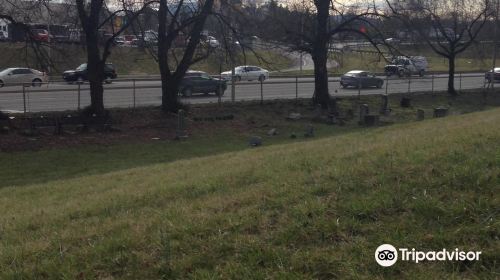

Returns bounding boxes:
[0,73,494,113]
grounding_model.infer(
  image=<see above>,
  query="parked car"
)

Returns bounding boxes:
[0,67,47,87]
[31,29,49,42]
[114,36,126,46]
[340,70,384,89]
[62,63,117,84]
[205,36,220,48]
[221,66,269,82]
[485,67,500,83]
[384,56,428,77]
[179,70,227,97]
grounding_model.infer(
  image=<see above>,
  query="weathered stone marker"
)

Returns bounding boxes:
[359,104,369,125]
[364,115,380,126]
[433,107,448,118]
[380,94,390,115]
[416,109,425,121]
[267,128,277,136]
[249,136,262,147]
[304,124,314,137]
[175,109,188,140]
[400,97,411,108]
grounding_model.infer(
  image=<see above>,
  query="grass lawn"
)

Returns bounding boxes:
[0,101,499,278]
[0,43,292,76]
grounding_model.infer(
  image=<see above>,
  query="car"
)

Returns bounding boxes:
[31,29,49,42]
[0,67,48,87]
[114,36,126,46]
[340,70,384,89]
[384,56,428,77]
[221,66,269,82]
[62,63,117,84]
[179,70,227,97]
[485,67,500,83]
[205,36,220,48]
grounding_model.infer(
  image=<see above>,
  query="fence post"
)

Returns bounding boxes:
[385,75,388,95]
[133,79,136,109]
[459,73,462,92]
[77,83,81,111]
[407,75,411,94]
[431,73,434,94]
[358,80,361,99]
[295,76,298,104]
[260,79,263,105]
[22,85,26,114]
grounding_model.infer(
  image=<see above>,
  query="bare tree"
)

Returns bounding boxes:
[388,0,492,95]
[269,0,386,111]
[75,0,152,116]
[155,0,216,113]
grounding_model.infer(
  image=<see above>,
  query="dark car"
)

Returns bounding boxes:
[63,63,117,84]
[179,71,227,97]
[485,67,500,83]
[340,70,384,89]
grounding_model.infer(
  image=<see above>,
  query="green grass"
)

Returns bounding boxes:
[0,105,499,278]
[0,43,293,75]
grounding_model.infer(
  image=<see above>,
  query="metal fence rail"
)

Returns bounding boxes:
[0,73,492,113]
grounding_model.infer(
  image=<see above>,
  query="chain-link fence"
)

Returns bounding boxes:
[0,73,492,113]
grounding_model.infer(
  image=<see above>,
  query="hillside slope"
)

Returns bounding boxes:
[0,108,499,279]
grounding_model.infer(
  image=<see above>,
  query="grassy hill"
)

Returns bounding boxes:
[0,108,499,279]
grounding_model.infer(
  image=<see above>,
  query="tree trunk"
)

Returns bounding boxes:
[84,17,105,115]
[447,54,457,96]
[312,0,335,111]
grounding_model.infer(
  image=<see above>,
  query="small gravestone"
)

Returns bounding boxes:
[0,125,9,134]
[267,128,277,136]
[346,109,354,120]
[287,112,302,120]
[400,97,411,108]
[380,94,391,115]
[249,136,262,147]
[364,115,380,126]
[359,104,369,125]
[433,107,448,118]
[416,109,425,121]
[304,124,315,137]
[175,109,188,140]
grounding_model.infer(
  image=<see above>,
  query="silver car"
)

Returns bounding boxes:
[221,66,269,82]
[0,68,48,87]
[340,70,384,89]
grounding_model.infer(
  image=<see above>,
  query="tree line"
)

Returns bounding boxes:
[0,0,497,116]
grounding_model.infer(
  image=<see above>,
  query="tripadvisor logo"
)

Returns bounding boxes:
[375,244,482,267]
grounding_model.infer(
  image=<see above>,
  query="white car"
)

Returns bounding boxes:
[206,36,220,48]
[0,68,48,87]
[221,66,269,82]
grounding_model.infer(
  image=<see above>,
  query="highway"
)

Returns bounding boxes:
[0,73,489,113]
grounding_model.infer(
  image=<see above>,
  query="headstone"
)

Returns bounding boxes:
[400,97,411,108]
[346,109,354,120]
[267,128,277,136]
[433,107,448,118]
[416,109,425,121]
[249,136,262,147]
[304,124,314,137]
[287,112,302,120]
[364,115,380,126]
[359,104,369,125]
[380,94,391,115]
[175,109,188,140]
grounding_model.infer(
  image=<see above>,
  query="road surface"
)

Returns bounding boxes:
[0,73,488,113]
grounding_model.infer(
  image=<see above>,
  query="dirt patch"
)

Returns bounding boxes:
[0,100,320,152]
